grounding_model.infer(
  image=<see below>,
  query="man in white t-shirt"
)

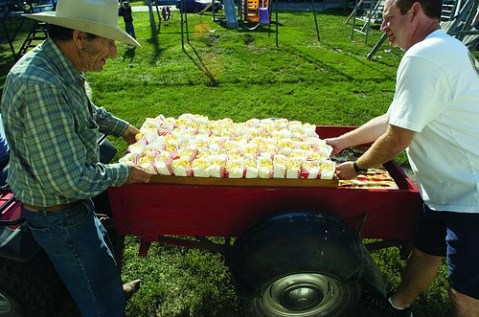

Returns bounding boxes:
[326,0,479,316]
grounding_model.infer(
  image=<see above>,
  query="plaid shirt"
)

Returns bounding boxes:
[1,38,130,206]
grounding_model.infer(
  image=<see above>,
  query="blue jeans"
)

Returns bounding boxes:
[125,22,136,39]
[23,200,125,317]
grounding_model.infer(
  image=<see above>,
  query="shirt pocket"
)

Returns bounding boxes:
[77,119,100,162]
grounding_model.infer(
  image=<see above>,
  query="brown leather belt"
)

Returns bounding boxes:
[23,201,80,212]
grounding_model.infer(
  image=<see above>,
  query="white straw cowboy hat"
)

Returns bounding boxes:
[23,0,140,47]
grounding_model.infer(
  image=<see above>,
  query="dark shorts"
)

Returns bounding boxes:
[415,204,479,299]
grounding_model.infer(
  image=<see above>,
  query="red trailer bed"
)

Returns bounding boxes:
[108,125,422,257]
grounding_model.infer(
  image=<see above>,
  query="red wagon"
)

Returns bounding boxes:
[108,125,423,317]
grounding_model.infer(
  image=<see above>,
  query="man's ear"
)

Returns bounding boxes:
[72,30,85,49]
[410,2,421,19]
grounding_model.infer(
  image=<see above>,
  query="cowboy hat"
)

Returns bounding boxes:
[23,0,140,47]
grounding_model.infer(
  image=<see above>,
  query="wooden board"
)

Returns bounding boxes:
[150,175,338,188]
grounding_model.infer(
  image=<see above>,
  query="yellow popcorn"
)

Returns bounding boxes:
[273,118,289,128]
[121,114,335,179]
[273,155,287,178]
[118,152,139,165]
[158,117,176,130]
[245,118,260,127]
[135,132,144,141]
[285,158,302,179]
[320,160,336,180]
[302,160,320,179]
[257,156,273,178]
[171,158,191,176]
[176,147,198,161]
[127,139,147,154]
[154,156,171,175]
[226,158,244,178]
[140,117,162,130]
[296,141,312,151]
[191,158,210,177]
[243,144,259,157]
[207,154,227,178]
[309,151,327,161]
[244,158,259,178]
[289,149,309,160]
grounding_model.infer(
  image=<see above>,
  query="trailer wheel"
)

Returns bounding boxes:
[0,292,21,317]
[0,251,67,317]
[231,210,384,317]
[246,272,359,317]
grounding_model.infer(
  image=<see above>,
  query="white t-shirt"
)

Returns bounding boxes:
[389,30,479,213]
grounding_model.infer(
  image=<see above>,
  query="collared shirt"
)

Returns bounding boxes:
[0,38,130,206]
[389,30,479,213]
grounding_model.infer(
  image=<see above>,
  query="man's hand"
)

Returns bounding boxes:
[125,166,155,184]
[325,137,346,155]
[122,125,140,145]
[335,161,358,180]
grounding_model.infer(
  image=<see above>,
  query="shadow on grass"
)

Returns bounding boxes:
[147,18,169,63]
[122,46,137,63]
[182,42,219,87]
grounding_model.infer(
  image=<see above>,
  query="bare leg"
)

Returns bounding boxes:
[390,248,444,308]
[449,289,479,317]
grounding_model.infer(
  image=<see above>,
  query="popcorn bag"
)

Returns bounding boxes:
[119,114,336,180]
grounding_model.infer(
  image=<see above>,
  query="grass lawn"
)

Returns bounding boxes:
[1,3,453,316]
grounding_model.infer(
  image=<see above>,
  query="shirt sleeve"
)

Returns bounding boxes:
[92,103,130,137]
[389,55,450,132]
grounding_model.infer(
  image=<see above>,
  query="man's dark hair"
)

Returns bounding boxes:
[47,24,97,42]
[394,0,442,19]
[47,24,73,41]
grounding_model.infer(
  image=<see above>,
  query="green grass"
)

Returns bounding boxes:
[1,5,452,317]
[85,9,403,152]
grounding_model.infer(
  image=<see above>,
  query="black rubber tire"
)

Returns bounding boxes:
[231,210,381,317]
[0,251,68,317]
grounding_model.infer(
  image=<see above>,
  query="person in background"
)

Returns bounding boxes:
[119,1,136,40]
[162,6,168,21]
[0,0,153,316]
[325,0,479,316]
[162,6,172,21]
